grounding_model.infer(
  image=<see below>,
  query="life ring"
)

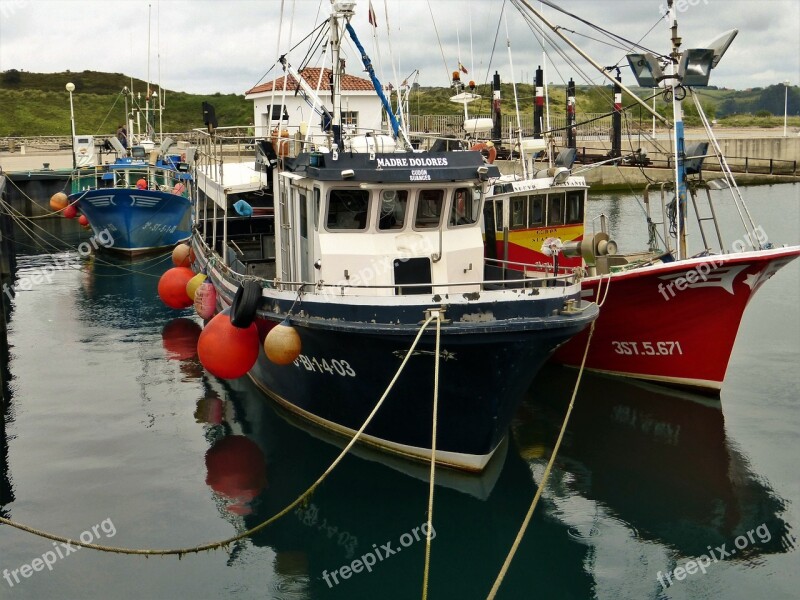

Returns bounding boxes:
[230,280,262,328]
[471,142,497,164]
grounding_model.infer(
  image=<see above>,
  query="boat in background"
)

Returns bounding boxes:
[69,136,193,255]
[485,0,800,394]
[186,1,598,472]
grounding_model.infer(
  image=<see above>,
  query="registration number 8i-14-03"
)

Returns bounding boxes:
[293,354,357,377]
[611,341,683,356]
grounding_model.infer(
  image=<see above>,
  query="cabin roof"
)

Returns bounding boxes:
[245,67,375,96]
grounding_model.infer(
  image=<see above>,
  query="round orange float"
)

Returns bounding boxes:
[172,243,194,268]
[63,204,78,219]
[157,266,195,309]
[49,192,68,211]
[197,309,259,379]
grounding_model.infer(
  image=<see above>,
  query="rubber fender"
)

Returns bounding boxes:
[230,280,262,328]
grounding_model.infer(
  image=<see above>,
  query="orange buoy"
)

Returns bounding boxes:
[172,243,194,268]
[136,178,147,190]
[194,280,217,320]
[205,435,267,515]
[161,317,202,360]
[197,309,259,379]
[157,266,195,309]
[264,318,302,365]
[470,141,497,164]
[49,192,68,211]
[63,204,78,219]
[78,214,89,227]
[186,272,207,301]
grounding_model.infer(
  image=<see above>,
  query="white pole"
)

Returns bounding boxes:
[652,88,656,137]
[784,81,790,138]
[66,82,76,169]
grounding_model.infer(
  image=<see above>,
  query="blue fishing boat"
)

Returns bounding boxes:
[69,142,193,255]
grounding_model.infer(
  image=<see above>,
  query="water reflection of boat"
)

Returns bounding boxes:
[194,374,594,599]
[513,364,793,561]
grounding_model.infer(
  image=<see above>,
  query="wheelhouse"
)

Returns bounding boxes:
[484,176,588,268]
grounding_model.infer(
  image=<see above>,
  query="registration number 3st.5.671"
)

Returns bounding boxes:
[611,341,683,356]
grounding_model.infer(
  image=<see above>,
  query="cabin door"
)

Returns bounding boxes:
[296,190,315,284]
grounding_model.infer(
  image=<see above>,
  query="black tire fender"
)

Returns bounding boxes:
[230,280,262,328]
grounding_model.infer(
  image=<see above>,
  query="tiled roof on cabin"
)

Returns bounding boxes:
[246,67,374,95]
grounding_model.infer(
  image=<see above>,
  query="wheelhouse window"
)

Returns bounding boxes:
[528,195,544,227]
[494,201,503,232]
[449,187,479,226]
[565,190,584,225]
[547,193,565,226]
[414,189,444,229]
[510,196,526,230]
[378,189,408,230]
[326,189,370,230]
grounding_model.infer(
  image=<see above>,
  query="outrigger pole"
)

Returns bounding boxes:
[515,0,670,126]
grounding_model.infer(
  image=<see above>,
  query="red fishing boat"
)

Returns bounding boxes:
[486,0,800,394]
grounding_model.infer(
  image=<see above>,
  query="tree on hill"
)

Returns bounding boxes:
[1,69,21,85]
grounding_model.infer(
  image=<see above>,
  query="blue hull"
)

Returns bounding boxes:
[71,188,192,254]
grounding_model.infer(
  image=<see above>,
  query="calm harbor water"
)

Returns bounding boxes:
[1,183,798,599]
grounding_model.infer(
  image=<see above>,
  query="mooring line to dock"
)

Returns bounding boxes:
[0,197,173,277]
[0,314,440,558]
[421,311,442,600]
[486,321,596,600]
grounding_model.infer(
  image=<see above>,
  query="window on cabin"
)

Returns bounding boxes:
[510,197,526,229]
[341,111,359,131]
[414,189,445,228]
[547,193,565,226]
[529,196,544,227]
[494,201,503,231]
[326,189,371,230]
[565,190,584,224]
[378,189,409,230]
[449,187,478,226]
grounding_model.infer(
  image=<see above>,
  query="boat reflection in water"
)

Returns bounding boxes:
[183,356,594,599]
[161,316,794,598]
[513,364,793,593]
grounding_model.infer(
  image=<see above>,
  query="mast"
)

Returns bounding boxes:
[329,1,351,149]
[668,0,688,260]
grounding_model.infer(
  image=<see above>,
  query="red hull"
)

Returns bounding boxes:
[552,246,800,392]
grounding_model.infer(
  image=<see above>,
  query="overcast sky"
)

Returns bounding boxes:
[1,0,797,95]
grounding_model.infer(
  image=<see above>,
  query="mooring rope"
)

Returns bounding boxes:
[0,314,439,556]
[421,310,443,600]
[486,320,596,600]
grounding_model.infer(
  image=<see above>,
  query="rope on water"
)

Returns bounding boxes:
[486,320,596,600]
[0,314,439,557]
[421,310,442,600]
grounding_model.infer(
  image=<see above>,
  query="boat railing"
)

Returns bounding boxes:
[72,164,190,197]
[264,269,579,296]
[484,257,577,277]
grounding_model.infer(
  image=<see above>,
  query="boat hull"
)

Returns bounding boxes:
[72,188,192,254]
[198,248,598,472]
[551,247,800,393]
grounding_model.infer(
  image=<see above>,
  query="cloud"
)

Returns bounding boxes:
[0,0,797,94]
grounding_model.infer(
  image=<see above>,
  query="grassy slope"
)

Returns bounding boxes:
[1,70,796,136]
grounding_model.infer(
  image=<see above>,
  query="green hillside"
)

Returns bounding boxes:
[1,69,797,137]
[0,69,251,136]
